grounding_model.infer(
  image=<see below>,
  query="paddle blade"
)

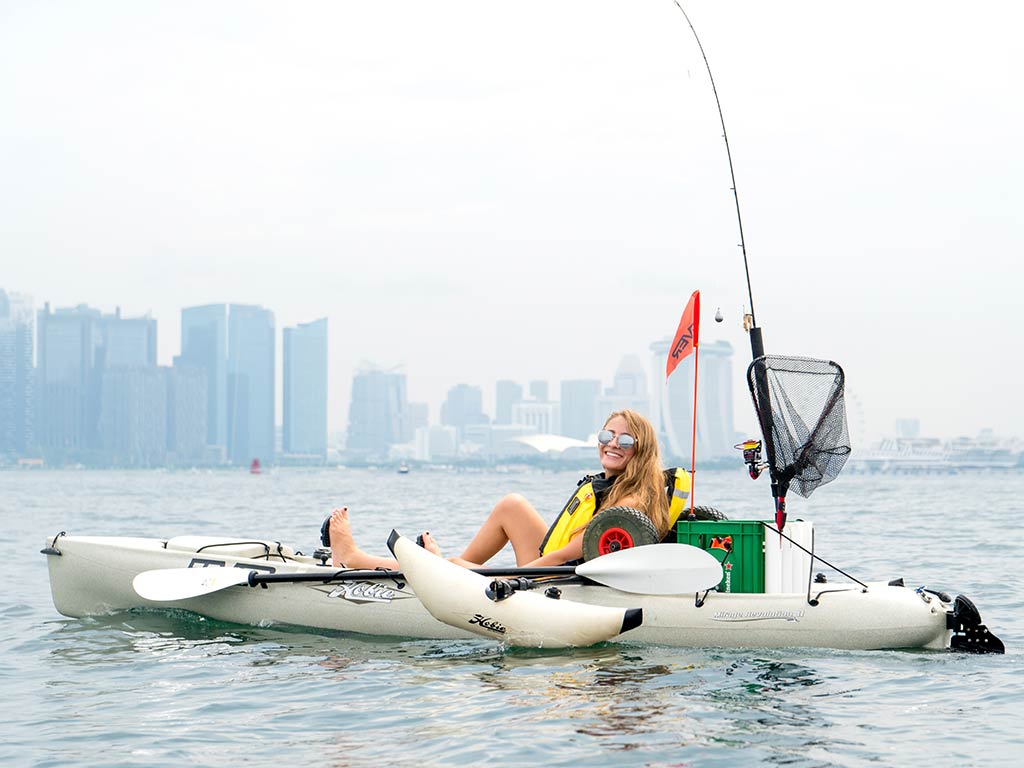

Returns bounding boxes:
[132,567,253,601]
[576,543,723,595]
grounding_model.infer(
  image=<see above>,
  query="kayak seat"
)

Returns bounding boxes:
[164,536,298,562]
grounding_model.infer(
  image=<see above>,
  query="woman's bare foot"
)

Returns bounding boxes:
[420,531,442,557]
[328,507,362,567]
[327,507,401,570]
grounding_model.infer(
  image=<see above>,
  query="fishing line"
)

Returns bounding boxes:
[671,1,757,328]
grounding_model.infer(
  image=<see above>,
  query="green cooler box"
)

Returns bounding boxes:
[676,520,765,593]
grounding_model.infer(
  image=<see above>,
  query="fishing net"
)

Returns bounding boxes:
[746,355,851,498]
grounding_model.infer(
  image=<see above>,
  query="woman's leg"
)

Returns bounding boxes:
[328,507,399,569]
[458,493,549,566]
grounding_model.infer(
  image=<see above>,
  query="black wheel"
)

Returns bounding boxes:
[582,506,660,561]
[685,505,728,521]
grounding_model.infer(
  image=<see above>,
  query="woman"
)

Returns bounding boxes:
[328,409,670,569]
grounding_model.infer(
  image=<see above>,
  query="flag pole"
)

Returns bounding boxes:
[689,339,699,515]
[665,289,701,517]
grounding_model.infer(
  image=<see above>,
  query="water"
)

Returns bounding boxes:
[3,468,1022,767]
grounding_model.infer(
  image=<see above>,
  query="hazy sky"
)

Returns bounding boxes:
[2,1,1021,442]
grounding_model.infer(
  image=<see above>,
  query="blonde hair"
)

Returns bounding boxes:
[599,409,670,535]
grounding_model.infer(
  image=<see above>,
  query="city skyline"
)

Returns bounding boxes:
[3,289,1020,451]
[5,289,754,465]
[3,3,1021,443]
[4,287,1022,472]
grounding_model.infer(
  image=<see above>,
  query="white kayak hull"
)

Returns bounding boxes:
[42,532,978,651]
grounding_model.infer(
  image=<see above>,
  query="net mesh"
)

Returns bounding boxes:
[746,355,851,498]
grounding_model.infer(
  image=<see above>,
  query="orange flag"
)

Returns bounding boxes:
[666,290,700,379]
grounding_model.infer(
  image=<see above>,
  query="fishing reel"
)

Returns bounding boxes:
[735,439,767,481]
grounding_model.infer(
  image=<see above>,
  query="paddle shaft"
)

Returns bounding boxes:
[248,566,582,587]
[133,542,722,600]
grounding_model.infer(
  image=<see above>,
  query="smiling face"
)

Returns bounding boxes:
[598,414,636,477]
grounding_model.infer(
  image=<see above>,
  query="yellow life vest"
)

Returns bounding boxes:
[539,468,692,556]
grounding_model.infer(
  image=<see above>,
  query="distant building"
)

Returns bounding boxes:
[96,309,163,465]
[181,304,228,451]
[559,379,600,440]
[462,423,537,461]
[495,380,523,425]
[895,418,920,439]
[99,366,166,466]
[35,303,104,458]
[596,354,650,420]
[415,424,457,462]
[166,359,208,465]
[0,289,35,458]
[227,304,275,466]
[347,368,409,458]
[407,402,429,433]
[511,400,560,435]
[650,338,735,461]
[440,383,488,437]
[102,308,156,367]
[283,317,327,460]
[529,380,549,402]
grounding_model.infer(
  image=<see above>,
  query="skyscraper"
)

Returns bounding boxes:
[596,354,650,420]
[283,317,327,459]
[559,379,601,440]
[407,402,429,433]
[166,359,208,465]
[650,338,736,461]
[181,304,227,451]
[495,380,523,425]
[529,380,549,402]
[99,366,166,466]
[440,383,488,437]
[96,309,163,465]
[227,304,275,466]
[102,309,156,367]
[347,367,408,458]
[35,303,104,457]
[0,289,34,458]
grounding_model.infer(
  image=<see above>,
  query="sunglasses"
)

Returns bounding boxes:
[597,430,636,450]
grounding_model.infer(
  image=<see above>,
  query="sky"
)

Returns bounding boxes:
[2,1,1021,443]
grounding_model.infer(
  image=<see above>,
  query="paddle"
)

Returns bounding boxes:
[132,542,723,602]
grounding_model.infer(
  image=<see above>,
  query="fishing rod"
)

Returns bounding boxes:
[671,2,786,528]
[672,4,854,531]
[672,1,762,359]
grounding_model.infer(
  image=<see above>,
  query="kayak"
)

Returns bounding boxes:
[389,531,644,647]
[41,526,1004,652]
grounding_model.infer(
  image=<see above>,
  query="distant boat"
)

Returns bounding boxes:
[250,458,261,474]
[397,463,410,474]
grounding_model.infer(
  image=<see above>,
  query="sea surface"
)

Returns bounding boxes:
[2,467,1022,767]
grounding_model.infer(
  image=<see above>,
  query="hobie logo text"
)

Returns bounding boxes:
[469,614,507,634]
[327,582,396,604]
